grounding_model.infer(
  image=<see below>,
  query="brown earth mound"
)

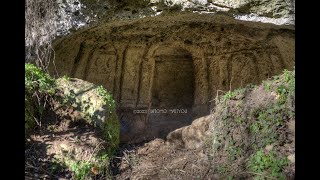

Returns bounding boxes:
[111,70,295,180]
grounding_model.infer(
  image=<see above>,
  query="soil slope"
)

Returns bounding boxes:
[112,70,295,180]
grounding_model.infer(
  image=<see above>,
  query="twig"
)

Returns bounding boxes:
[163,166,171,174]
[175,169,186,173]
[123,151,132,167]
[33,116,41,127]
[229,76,233,91]
[202,162,212,179]
[209,90,225,103]
[88,142,103,162]
[209,89,226,113]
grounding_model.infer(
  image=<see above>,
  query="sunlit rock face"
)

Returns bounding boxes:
[53,0,294,38]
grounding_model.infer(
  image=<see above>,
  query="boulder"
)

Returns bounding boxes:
[55,77,120,151]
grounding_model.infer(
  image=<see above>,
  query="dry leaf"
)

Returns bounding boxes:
[91,166,99,175]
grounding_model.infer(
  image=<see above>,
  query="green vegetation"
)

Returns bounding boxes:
[267,69,295,106]
[263,80,271,92]
[62,74,71,81]
[25,63,120,179]
[222,90,237,101]
[102,112,120,154]
[226,143,243,161]
[215,164,231,176]
[57,149,112,180]
[235,115,244,123]
[96,85,116,113]
[95,85,119,154]
[56,79,120,155]
[25,63,55,94]
[55,80,119,178]
[69,161,93,180]
[48,160,67,174]
[95,86,120,154]
[248,149,288,180]
[208,69,295,179]
[249,105,285,148]
[25,95,36,133]
[25,63,56,134]
[220,87,246,104]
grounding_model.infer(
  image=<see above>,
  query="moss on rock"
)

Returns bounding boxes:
[55,78,120,153]
[25,63,120,179]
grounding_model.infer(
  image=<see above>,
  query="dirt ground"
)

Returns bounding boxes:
[25,107,210,180]
[111,139,214,180]
[25,105,109,179]
[25,72,295,180]
[110,71,295,180]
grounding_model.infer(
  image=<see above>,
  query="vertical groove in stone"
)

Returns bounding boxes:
[83,47,98,81]
[51,17,294,119]
[226,54,232,91]
[119,45,129,104]
[112,42,118,97]
[136,45,151,107]
[250,52,260,84]
[71,41,85,77]
[276,47,286,70]
[206,56,212,102]
[147,46,158,111]
[136,58,144,107]
[113,44,125,103]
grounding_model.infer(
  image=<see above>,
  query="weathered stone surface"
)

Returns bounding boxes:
[51,13,294,142]
[166,114,212,149]
[211,0,295,18]
[49,0,294,38]
[56,78,108,127]
[55,78,120,148]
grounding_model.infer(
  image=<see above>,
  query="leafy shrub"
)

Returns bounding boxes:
[25,63,55,94]
[70,161,93,180]
[96,85,116,113]
[248,149,288,180]
[96,85,119,154]
[25,63,56,134]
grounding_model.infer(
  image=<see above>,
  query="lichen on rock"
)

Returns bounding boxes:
[55,78,120,152]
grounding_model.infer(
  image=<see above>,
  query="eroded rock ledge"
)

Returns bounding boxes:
[50,13,294,142]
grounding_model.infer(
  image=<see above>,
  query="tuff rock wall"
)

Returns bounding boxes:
[50,13,294,142]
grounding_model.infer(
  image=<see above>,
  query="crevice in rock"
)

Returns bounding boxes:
[71,41,85,77]
[118,45,129,103]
